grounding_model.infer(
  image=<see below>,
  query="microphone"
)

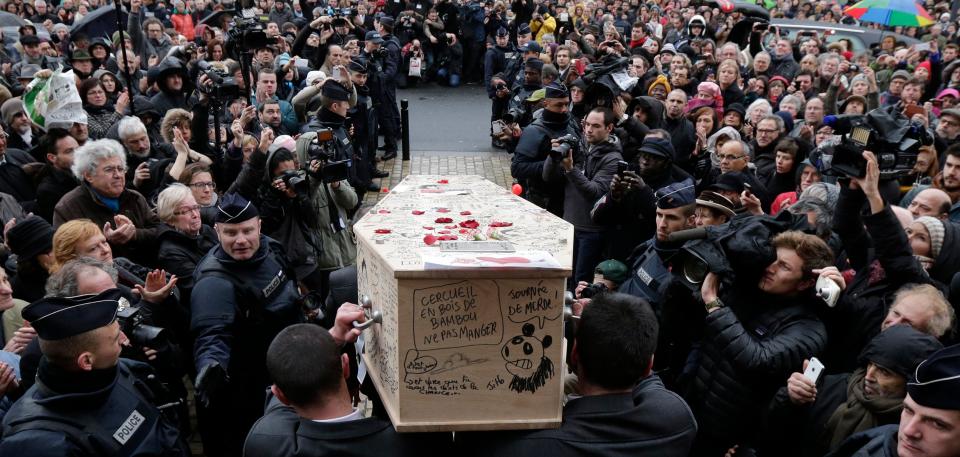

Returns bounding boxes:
[666,227,708,244]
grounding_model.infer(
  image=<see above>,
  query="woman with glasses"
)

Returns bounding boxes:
[178,163,218,225]
[155,183,218,310]
[78,78,127,140]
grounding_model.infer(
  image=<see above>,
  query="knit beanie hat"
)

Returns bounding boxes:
[648,74,671,95]
[6,215,54,260]
[915,216,945,258]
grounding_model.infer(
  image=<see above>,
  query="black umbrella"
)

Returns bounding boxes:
[0,11,25,28]
[70,5,127,39]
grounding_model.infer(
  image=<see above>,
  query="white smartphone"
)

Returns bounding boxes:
[915,42,931,52]
[491,120,506,135]
[804,357,825,383]
[332,67,344,80]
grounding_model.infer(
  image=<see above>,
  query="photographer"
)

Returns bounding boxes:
[485,28,514,148]
[511,82,578,216]
[573,259,628,307]
[294,80,359,297]
[682,230,834,456]
[543,106,622,284]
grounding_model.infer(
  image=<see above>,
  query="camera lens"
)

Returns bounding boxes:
[683,259,709,285]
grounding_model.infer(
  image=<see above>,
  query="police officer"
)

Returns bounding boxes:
[191,193,305,457]
[510,82,579,217]
[505,40,542,92]
[373,17,402,161]
[617,181,696,310]
[505,57,543,129]
[346,56,388,196]
[0,289,191,457]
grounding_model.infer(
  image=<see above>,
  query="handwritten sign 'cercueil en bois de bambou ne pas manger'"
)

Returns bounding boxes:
[354,175,574,432]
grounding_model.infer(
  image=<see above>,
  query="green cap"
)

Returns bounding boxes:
[595,260,628,284]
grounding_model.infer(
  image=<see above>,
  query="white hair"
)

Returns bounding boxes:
[747,98,773,117]
[780,94,803,111]
[71,139,126,181]
[155,183,193,223]
[117,116,147,142]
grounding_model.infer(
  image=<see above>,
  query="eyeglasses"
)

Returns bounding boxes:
[101,165,127,175]
[189,181,217,190]
[718,154,745,161]
[173,205,201,216]
[756,128,779,135]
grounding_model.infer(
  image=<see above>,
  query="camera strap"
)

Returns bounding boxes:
[324,182,346,232]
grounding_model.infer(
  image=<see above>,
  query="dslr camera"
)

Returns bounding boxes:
[550,134,579,161]
[280,169,310,195]
[817,106,931,179]
[117,299,168,348]
[579,282,608,298]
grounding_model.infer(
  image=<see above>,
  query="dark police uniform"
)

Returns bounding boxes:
[510,83,578,217]
[190,194,305,457]
[617,182,696,314]
[0,289,190,457]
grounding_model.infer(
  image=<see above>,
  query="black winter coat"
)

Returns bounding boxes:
[682,287,828,451]
[822,190,933,374]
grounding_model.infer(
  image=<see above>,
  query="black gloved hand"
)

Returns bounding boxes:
[195,362,228,408]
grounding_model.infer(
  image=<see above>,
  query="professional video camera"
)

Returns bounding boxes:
[667,212,805,291]
[196,61,240,101]
[225,8,276,60]
[816,106,932,179]
[550,134,579,160]
[116,299,169,348]
[571,55,632,108]
[306,128,351,183]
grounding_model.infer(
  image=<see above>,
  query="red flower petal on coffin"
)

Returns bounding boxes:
[374,229,391,234]
[460,211,472,215]
[435,217,453,223]
[424,234,437,245]
[438,230,451,234]
[438,235,458,241]
[459,220,480,229]
[423,226,434,230]
[489,221,513,227]
[412,210,425,215]
[438,179,449,184]
[445,225,458,229]
[459,229,470,234]
[378,210,391,214]
[436,208,450,213]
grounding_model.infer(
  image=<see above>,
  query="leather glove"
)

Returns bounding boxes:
[195,362,228,408]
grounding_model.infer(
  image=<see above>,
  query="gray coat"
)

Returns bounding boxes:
[542,135,622,231]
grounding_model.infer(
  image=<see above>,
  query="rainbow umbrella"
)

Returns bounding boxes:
[844,0,935,27]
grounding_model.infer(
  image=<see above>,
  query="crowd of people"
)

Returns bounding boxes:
[0,0,957,455]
